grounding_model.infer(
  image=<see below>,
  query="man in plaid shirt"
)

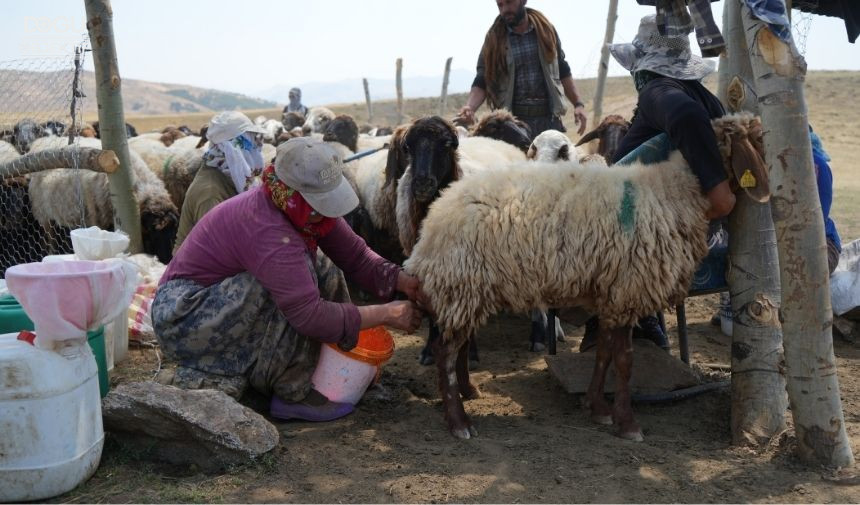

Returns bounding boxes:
[459,0,587,138]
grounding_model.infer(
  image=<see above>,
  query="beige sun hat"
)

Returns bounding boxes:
[207,111,267,144]
[610,14,716,81]
[274,137,359,218]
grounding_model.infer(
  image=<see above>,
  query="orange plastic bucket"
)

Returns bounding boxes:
[311,326,394,405]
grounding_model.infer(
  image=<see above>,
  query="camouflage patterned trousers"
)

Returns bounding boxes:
[152,251,350,402]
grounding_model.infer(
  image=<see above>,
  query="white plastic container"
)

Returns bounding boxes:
[39,255,135,369]
[70,227,130,261]
[0,333,104,502]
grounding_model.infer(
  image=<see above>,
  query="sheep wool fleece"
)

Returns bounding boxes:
[404,153,710,336]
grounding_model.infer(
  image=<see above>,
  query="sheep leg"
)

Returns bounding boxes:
[610,325,643,442]
[457,335,481,400]
[433,332,476,439]
[584,323,614,425]
[467,333,479,362]
[418,320,439,366]
[528,308,547,352]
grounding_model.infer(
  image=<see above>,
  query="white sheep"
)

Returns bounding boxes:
[403,114,764,441]
[168,135,206,151]
[27,136,179,264]
[127,138,204,211]
[302,107,336,135]
[259,119,284,145]
[527,129,583,162]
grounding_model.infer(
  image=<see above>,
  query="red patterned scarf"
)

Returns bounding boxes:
[262,165,337,252]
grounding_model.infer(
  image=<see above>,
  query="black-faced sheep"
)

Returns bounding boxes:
[575,114,631,163]
[27,136,179,264]
[9,119,49,153]
[91,121,138,139]
[403,114,764,442]
[470,109,532,153]
[323,114,359,154]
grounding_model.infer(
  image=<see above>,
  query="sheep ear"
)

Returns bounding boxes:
[730,135,770,203]
[558,144,570,161]
[575,129,599,146]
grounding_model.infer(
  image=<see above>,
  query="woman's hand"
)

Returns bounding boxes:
[397,271,432,309]
[457,105,476,126]
[384,300,423,333]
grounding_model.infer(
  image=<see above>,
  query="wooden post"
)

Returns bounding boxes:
[719,0,788,447]
[84,0,142,253]
[396,58,404,125]
[439,57,453,117]
[362,78,373,123]
[740,0,854,467]
[592,0,619,127]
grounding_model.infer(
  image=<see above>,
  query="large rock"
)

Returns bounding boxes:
[545,339,701,396]
[102,382,278,471]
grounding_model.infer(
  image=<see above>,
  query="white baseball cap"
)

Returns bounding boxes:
[274,137,359,218]
[207,111,266,144]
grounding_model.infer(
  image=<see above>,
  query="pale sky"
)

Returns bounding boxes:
[3,0,859,98]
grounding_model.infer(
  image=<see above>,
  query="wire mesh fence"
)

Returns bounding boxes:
[0,42,89,277]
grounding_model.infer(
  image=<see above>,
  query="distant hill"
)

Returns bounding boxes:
[0,70,276,122]
[255,68,477,107]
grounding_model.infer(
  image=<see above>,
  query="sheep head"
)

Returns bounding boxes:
[403,116,459,204]
[282,111,306,130]
[12,119,47,153]
[528,129,574,162]
[575,114,630,162]
[322,115,359,153]
[383,124,411,189]
[471,109,532,153]
[302,107,335,136]
[138,195,179,264]
[712,113,769,203]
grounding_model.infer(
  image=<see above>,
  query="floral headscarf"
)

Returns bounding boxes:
[261,165,337,253]
[203,131,265,193]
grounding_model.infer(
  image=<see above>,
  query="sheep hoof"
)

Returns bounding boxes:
[618,429,645,442]
[529,341,546,353]
[460,384,482,400]
[469,425,479,437]
[451,427,472,440]
[591,414,613,426]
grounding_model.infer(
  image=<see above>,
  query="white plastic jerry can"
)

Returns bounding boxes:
[0,333,104,502]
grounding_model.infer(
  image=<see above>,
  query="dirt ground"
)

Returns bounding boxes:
[57,294,860,504]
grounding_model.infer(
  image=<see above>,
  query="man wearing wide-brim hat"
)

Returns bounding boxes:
[610,13,735,220]
[580,13,735,353]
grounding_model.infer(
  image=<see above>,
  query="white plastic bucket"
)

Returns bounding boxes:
[312,344,379,405]
[311,327,394,405]
[0,333,104,501]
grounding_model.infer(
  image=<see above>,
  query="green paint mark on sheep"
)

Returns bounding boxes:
[618,180,635,235]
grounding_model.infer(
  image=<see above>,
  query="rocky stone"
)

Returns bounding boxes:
[545,339,701,395]
[102,382,278,471]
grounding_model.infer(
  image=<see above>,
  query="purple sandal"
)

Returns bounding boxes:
[270,390,354,422]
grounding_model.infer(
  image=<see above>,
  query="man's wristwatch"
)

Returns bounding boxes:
[574,101,585,108]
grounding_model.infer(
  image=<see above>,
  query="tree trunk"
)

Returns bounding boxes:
[0,147,119,179]
[740,0,854,467]
[592,0,619,127]
[363,78,372,123]
[439,57,453,117]
[85,0,142,253]
[396,58,404,125]
[719,0,788,448]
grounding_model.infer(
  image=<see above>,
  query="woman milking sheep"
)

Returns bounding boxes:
[152,136,427,422]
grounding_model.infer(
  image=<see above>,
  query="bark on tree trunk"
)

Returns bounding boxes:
[363,78,373,123]
[592,0,619,127]
[719,0,788,448]
[0,147,119,179]
[740,0,854,467]
[396,58,404,125]
[439,57,452,117]
[85,0,142,253]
